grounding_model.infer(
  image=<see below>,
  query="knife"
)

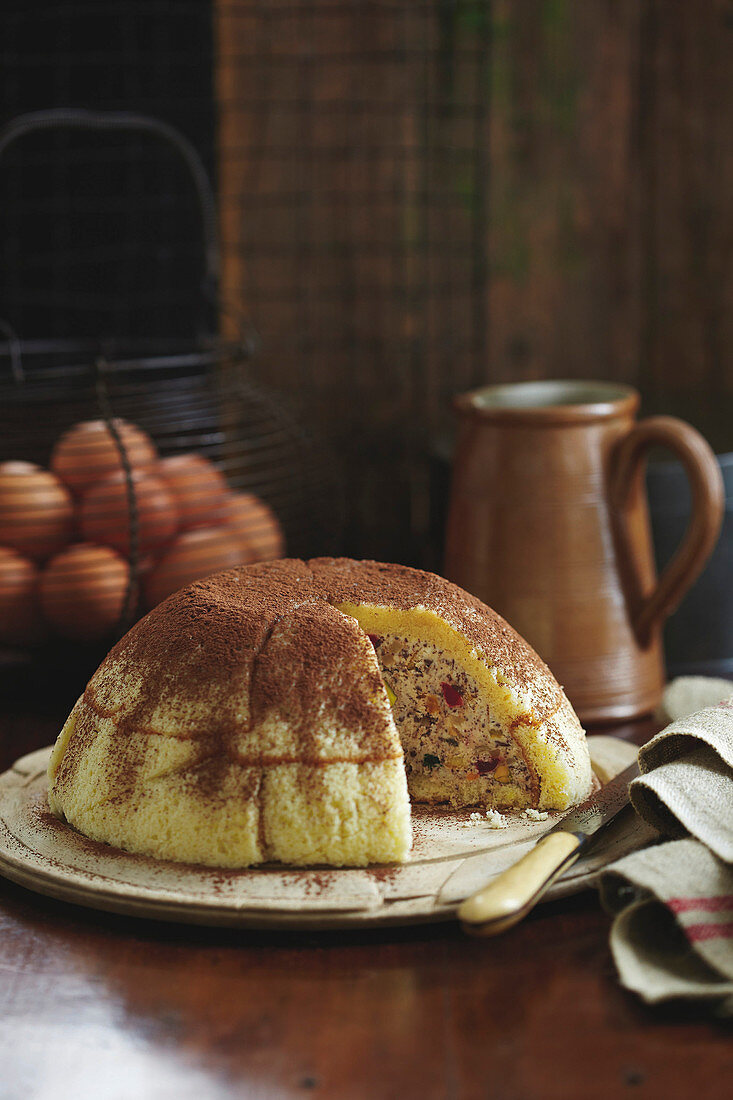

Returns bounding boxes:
[457,759,640,935]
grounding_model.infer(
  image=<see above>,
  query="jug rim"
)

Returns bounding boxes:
[454,380,640,424]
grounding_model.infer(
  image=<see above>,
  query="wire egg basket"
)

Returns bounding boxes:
[0,109,340,676]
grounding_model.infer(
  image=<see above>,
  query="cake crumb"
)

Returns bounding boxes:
[484,808,507,829]
[469,811,483,822]
[523,808,549,822]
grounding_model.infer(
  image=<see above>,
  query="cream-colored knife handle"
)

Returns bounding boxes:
[458,831,583,936]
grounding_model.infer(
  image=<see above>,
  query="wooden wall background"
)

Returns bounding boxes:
[215,0,733,568]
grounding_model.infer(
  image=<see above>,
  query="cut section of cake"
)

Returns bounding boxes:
[311,558,591,814]
[47,558,592,868]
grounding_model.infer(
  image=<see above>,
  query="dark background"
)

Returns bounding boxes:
[2,0,732,569]
[0,1,215,343]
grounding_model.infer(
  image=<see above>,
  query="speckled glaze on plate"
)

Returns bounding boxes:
[0,737,653,930]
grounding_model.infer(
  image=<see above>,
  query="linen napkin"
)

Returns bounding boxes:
[655,674,733,725]
[599,690,733,1016]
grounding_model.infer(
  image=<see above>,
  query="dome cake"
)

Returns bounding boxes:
[47,558,592,868]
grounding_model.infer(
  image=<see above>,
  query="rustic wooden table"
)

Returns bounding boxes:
[1,711,730,1100]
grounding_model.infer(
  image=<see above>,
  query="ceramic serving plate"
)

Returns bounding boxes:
[0,736,654,930]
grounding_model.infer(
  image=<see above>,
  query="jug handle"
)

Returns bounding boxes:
[609,416,724,648]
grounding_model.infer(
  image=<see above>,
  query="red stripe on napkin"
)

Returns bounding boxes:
[668,896,733,914]
[683,923,733,942]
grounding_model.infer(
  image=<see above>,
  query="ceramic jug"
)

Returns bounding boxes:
[444,381,725,723]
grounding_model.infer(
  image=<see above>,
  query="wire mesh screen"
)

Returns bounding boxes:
[216,1,491,564]
[2,0,493,569]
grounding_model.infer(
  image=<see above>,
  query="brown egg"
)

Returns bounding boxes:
[51,418,158,495]
[80,470,178,556]
[145,526,252,609]
[0,461,74,561]
[158,453,230,530]
[0,547,48,646]
[224,491,285,562]
[40,543,130,642]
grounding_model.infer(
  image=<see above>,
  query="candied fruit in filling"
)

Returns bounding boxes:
[371,632,536,808]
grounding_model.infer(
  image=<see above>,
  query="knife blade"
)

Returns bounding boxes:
[457,758,640,935]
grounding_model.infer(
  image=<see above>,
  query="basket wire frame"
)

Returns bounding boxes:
[0,106,342,648]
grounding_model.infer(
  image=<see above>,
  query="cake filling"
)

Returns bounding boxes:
[368,632,537,809]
